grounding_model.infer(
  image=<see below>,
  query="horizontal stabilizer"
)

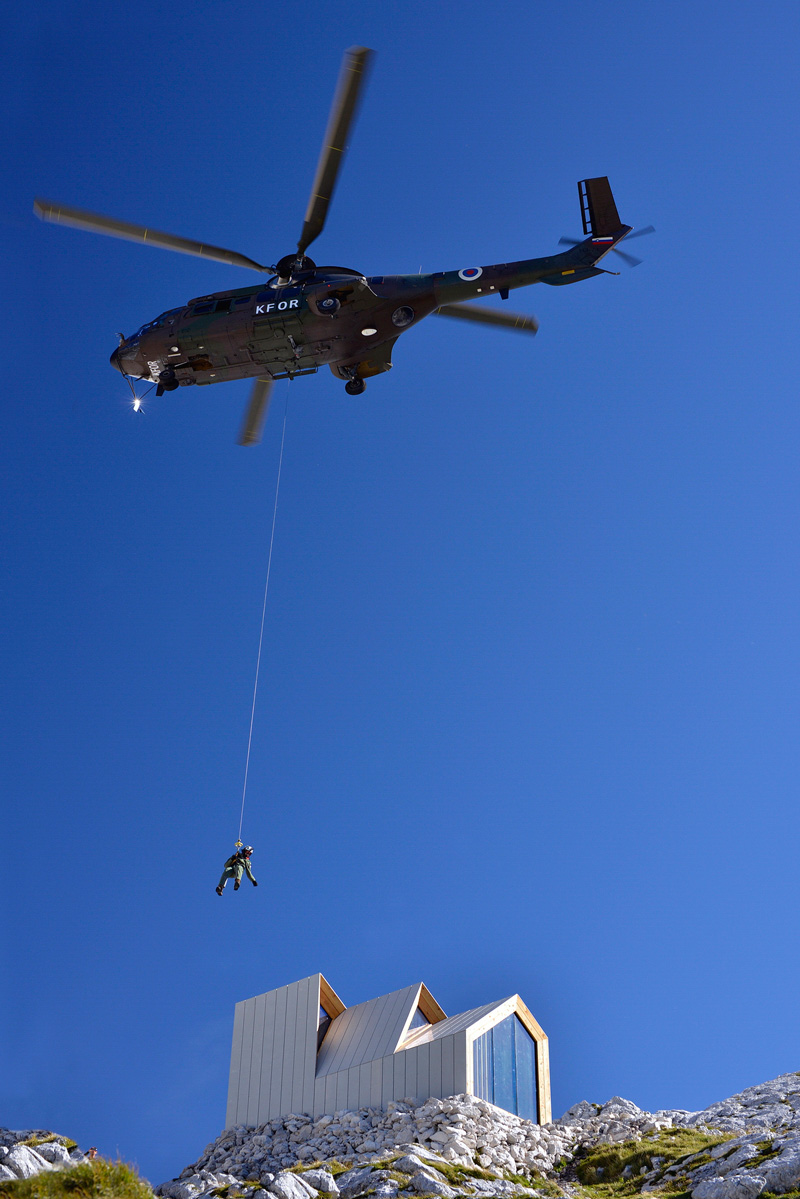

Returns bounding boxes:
[578,177,622,238]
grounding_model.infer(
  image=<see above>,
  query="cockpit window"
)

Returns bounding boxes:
[192,303,214,314]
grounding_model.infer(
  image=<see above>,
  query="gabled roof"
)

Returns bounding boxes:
[400,997,511,1049]
[315,981,445,1077]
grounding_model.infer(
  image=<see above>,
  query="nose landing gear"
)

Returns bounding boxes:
[345,377,366,396]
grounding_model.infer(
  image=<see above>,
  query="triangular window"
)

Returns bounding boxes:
[317,1004,332,1051]
[408,1005,430,1032]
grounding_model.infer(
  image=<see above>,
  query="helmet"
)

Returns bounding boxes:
[243,846,253,854]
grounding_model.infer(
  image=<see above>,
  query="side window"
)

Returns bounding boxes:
[192,303,214,315]
[234,296,251,306]
[214,299,231,313]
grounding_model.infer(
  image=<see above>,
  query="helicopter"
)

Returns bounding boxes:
[34,46,652,447]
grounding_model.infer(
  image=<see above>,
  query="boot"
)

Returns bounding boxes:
[234,880,240,891]
[216,885,224,896]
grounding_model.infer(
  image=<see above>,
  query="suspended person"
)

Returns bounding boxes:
[216,846,258,895]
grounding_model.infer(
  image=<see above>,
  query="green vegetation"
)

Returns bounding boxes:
[0,1160,152,1199]
[574,1127,733,1197]
[19,1140,77,1153]
[739,1139,779,1171]
[428,1162,496,1186]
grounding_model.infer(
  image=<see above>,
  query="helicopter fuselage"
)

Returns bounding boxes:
[109,232,628,393]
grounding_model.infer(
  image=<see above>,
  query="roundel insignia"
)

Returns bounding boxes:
[458,267,483,281]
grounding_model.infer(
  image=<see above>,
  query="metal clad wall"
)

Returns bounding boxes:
[258,985,279,1124]
[453,1029,468,1094]
[301,978,321,1117]
[226,1000,246,1127]
[441,1034,455,1097]
[316,1004,358,1076]
[247,992,267,1124]
[237,998,256,1121]
[429,1038,443,1098]
[268,984,288,1119]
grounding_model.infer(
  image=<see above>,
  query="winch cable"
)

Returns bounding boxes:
[237,383,290,846]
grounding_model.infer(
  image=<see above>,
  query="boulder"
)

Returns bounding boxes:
[269,1172,320,1199]
[692,1173,766,1199]
[301,1169,339,1194]
[34,1142,73,1165]
[407,1171,456,1198]
[336,1166,378,1199]
[3,1145,53,1179]
[761,1150,800,1194]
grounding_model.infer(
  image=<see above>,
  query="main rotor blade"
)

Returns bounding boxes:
[238,377,274,446]
[558,236,581,247]
[34,199,272,272]
[297,46,373,256]
[433,304,539,335]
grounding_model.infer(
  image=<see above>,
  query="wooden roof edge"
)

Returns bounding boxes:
[319,973,347,1020]
[418,982,447,1024]
[513,995,547,1042]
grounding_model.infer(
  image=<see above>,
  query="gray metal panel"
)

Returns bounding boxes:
[289,975,310,1114]
[453,1029,468,1094]
[316,984,420,1076]
[441,1032,455,1098]
[370,1058,382,1108]
[325,1073,337,1114]
[346,1065,360,1111]
[360,983,419,1066]
[429,1037,443,1099]
[404,1050,417,1105]
[237,998,256,1122]
[316,1003,359,1076]
[247,992,267,1124]
[226,1000,246,1128]
[268,984,288,1119]
[313,1076,326,1117]
[258,986,279,1124]
[414,1042,431,1103]
[393,1051,406,1101]
[357,1061,373,1108]
[381,1054,395,1107]
[335,1069,349,1111]
[301,975,321,1117]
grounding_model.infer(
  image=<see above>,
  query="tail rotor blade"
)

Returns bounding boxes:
[238,377,273,446]
[34,199,271,272]
[433,303,539,335]
[297,46,373,257]
[622,224,656,241]
[612,247,643,268]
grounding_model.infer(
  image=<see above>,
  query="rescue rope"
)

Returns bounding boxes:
[237,384,290,845]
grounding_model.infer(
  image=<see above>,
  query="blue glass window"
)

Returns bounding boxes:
[192,303,214,314]
[408,1006,430,1032]
[472,1014,539,1121]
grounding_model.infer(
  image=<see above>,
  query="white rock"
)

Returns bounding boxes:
[407,1171,456,1197]
[692,1173,766,1199]
[761,1150,800,1194]
[336,1166,378,1199]
[4,1145,53,1179]
[301,1169,339,1194]
[269,1171,320,1199]
[33,1142,73,1165]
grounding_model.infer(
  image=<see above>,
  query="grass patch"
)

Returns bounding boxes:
[742,1139,780,1171]
[575,1127,733,1196]
[0,1160,152,1199]
[431,1163,496,1186]
[19,1139,78,1153]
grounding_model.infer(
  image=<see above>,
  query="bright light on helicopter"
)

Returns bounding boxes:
[132,397,142,412]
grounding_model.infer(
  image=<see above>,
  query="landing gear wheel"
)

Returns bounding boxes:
[159,371,179,393]
[345,377,366,396]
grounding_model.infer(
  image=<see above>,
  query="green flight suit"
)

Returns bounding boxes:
[218,853,257,889]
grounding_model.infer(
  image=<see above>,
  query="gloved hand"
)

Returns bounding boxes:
[253,880,259,886]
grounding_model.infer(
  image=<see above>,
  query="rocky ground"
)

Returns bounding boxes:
[3,1071,799,1199]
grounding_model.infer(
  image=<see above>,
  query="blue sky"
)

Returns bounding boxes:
[4,0,800,1186]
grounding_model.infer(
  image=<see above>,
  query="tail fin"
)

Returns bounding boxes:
[578,177,622,238]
